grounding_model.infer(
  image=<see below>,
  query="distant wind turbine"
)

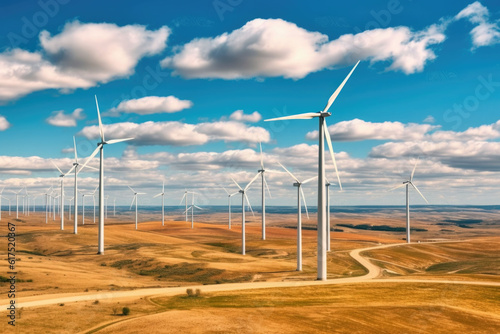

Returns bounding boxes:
[0,187,4,221]
[79,96,134,254]
[183,191,203,229]
[52,161,75,231]
[11,189,22,219]
[222,187,239,229]
[153,181,166,226]
[231,173,260,255]
[389,159,429,243]
[129,186,146,230]
[265,61,359,280]
[279,162,316,271]
[257,143,274,240]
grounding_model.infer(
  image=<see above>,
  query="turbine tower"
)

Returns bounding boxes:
[257,143,273,240]
[183,192,203,229]
[52,161,75,231]
[279,162,316,271]
[222,187,239,229]
[231,173,259,255]
[389,159,428,243]
[265,61,359,280]
[80,96,133,254]
[129,186,146,230]
[153,181,166,226]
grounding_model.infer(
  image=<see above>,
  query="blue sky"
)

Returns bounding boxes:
[0,0,499,206]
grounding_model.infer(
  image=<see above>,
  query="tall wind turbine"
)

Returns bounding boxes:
[231,173,260,255]
[79,96,134,254]
[12,189,22,219]
[129,186,146,230]
[389,160,428,243]
[265,61,359,280]
[222,187,239,229]
[279,162,316,271]
[257,143,273,240]
[52,161,75,231]
[153,181,166,226]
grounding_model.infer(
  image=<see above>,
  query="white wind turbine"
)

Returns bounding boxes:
[129,186,146,230]
[153,181,166,226]
[180,190,190,222]
[389,159,428,243]
[325,178,332,252]
[231,173,260,255]
[2,195,10,217]
[265,61,359,280]
[79,96,134,254]
[257,143,274,240]
[222,187,239,229]
[183,191,203,229]
[43,186,52,223]
[279,162,316,271]
[81,186,98,225]
[12,189,22,219]
[52,161,75,231]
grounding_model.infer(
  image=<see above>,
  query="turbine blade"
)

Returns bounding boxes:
[244,194,254,216]
[245,172,261,191]
[323,120,342,191]
[388,183,406,192]
[230,177,243,191]
[106,138,134,145]
[79,145,102,172]
[222,187,230,195]
[410,158,419,182]
[65,164,76,176]
[194,205,203,210]
[179,193,186,204]
[278,162,299,183]
[259,142,264,169]
[128,186,135,193]
[300,187,309,219]
[130,196,136,210]
[264,177,272,199]
[51,160,64,175]
[95,95,105,143]
[410,182,429,204]
[162,181,165,193]
[73,136,78,163]
[265,112,321,122]
[302,176,318,185]
[322,60,360,114]
[137,192,146,195]
[153,193,162,198]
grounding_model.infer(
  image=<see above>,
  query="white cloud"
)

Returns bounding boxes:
[0,21,169,101]
[0,115,11,131]
[229,110,262,122]
[46,108,85,127]
[423,115,435,123]
[107,96,193,116]
[78,120,270,146]
[455,1,500,48]
[306,118,439,142]
[162,18,446,79]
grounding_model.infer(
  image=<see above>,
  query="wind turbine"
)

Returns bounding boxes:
[257,143,273,240]
[52,161,75,231]
[68,197,74,220]
[389,159,428,243]
[325,178,331,252]
[183,191,203,229]
[279,162,316,271]
[129,186,146,230]
[231,173,260,255]
[2,195,10,217]
[81,187,97,225]
[43,186,52,223]
[180,190,190,222]
[265,61,359,280]
[79,96,133,254]
[222,187,239,229]
[12,189,22,219]
[153,181,166,226]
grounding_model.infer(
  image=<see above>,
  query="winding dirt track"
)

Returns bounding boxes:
[2,242,499,310]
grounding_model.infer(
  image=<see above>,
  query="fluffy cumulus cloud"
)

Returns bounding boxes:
[229,110,262,123]
[161,18,446,79]
[306,119,439,142]
[455,1,500,48]
[46,108,85,127]
[0,115,11,131]
[78,120,270,146]
[0,21,169,101]
[107,96,193,116]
